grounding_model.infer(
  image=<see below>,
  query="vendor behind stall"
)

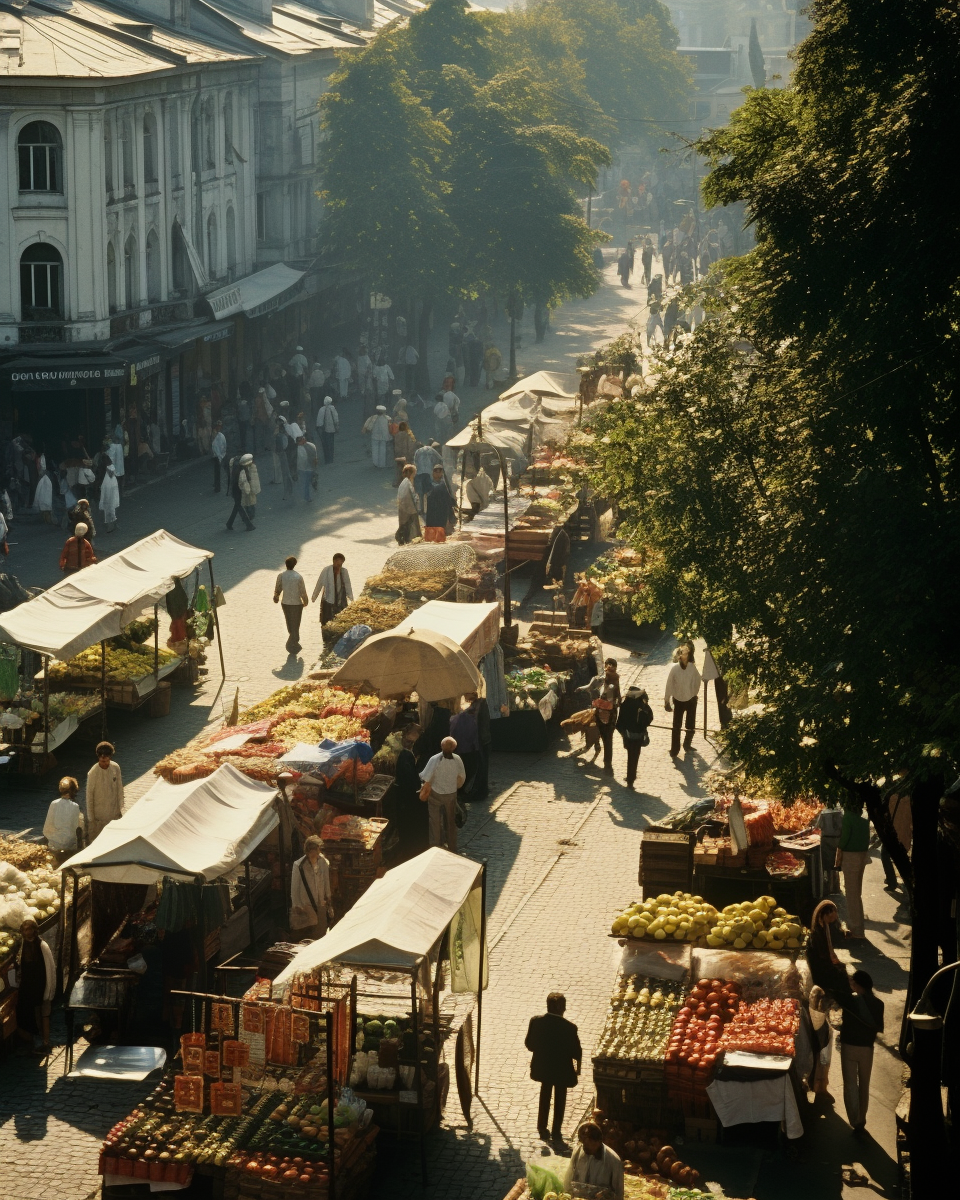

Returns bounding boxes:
[16,918,55,1056]
[564,1121,624,1199]
[290,835,334,940]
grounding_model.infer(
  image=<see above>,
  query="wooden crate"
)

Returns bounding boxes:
[638,829,694,895]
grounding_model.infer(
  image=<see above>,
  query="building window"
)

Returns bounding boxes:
[122,118,135,189]
[203,99,215,170]
[104,125,114,193]
[206,211,218,276]
[17,122,63,193]
[224,95,234,164]
[20,242,63,319]
[124,233,139,309]
[146,228,161,302]
[256,193,266,242]
[226,206,237,274]
[107,242,118,313]
[172,221,189,293]
[143,112,158,184]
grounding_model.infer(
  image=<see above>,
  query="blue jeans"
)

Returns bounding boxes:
[302,471,312,501]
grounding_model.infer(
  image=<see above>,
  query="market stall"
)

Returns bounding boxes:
[590,885,815,1162]
[391,600,500,666]
[96,966,376,1198]
[58,763,289,1057]
[272,847,488,1181]
[0,531,221,771]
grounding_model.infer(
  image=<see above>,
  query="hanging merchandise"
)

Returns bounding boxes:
[193,584,212,640]
[0,643,19,701]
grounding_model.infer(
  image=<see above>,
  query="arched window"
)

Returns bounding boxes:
[226,206,236,274]
[18,122,63,192]
[20,242,64,320]
[206,211,218,276]
[223,94,234,164]
[122,118,135,188]
[202,99,215,169]
[143,112,158,184]
[104,125,114,193]
[172,221,189,294]
[107,242,118,313]
[124,233,139,309]
[146,229,161,302]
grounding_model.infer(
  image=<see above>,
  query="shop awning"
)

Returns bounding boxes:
[152,321,234,350]
[392,600,500,664]
[274,848,485,983]
[1,356,127,391]
[206,264,305,320]
[60,764,278,885]
[111,342,165,382]
[0,530,212,657]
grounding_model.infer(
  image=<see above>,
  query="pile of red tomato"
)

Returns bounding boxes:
[236,1151,329,1188]
[719,997,799,1057]
[663,978,743,1074]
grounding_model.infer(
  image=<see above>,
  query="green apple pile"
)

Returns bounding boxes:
[704,895,805,949]
[611,892,719,942]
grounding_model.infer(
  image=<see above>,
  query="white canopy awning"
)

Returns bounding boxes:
[60,763,278,885]
[274,848,484,984]
[207,264,305,320]
[392,600,500,664]
[498,371,578,401]
[0,530,212,658]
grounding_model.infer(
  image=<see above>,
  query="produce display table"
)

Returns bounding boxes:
[63,968,140,1074]
[692,864,814,926]
[706,1070,804,1139]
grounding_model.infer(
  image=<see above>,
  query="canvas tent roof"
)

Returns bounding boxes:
[0,530,211,658]
[59,763,278,885]
[392,600,499,664]
[499,371,578,401]
[273,848,482,983]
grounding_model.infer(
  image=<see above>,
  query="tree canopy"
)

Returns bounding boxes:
[584,0,960,797]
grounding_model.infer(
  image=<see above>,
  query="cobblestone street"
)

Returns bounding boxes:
[0,265,909,1199]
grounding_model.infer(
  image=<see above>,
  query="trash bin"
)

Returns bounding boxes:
[149,680,172,717]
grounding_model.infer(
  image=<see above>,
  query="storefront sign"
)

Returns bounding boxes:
[130,352,162,383]
[4,359,126,390]
[207,285,243,319]
[203,326,233,344]
[245,283,303,320]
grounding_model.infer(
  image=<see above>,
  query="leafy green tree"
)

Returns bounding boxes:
[441,66,610,365]
[582,1,960,1179]
[317,38,455,387]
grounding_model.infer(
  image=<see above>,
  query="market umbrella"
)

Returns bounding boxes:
[330,627,481,701]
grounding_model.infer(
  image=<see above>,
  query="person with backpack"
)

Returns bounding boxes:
[616,686,654,788]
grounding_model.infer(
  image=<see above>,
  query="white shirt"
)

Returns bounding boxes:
[317,403,339,434]
[404,345,419,366]
[564,1145,624,1199]
[289,853,332,929]
[370,413,391,441]
[212,431,226,461]
[275,569,308,606]
[86,760,125,840]
[442,390,460,416]
[334,355,352,381]
[307,367,325,389]
[283,420,304,441]
[105,442,125,476]
[43,796,84,851]
[373,364,394,394]
[289,353,308,377]
[420,752,466,796]
[664,660,702,706]
[465,472,492,507]
[311,565,353,605]
[414,445,441,475]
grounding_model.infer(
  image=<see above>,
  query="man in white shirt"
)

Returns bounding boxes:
[369,405,392,468]
[316,396,340,463]
[274,554,309,654]
[433,397,453,445]
[413,442,443,500]
[563,1122,624,1199]
[420,736,466,852]
[311,553,353,624]
[43,776,84,864]
[442,389,460,427]
[334,350,352,401]
[86,742,124,842]
[664,642,702,757]
[288,345,308,385]
[373,358,394,402]
[211,421,226,493]
[465,467,493,513]
[290,835,334,940]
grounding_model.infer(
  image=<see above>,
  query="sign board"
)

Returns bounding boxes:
[5,360,126,391]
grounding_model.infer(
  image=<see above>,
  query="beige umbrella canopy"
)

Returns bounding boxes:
[330,627,481,701]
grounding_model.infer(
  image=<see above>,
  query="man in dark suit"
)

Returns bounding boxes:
[525,992,582,1144]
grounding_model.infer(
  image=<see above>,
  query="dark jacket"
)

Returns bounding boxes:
[839,991,884,1047]
[425,481,455,528]
[525,1011,582,1087]
[616,688,653,742]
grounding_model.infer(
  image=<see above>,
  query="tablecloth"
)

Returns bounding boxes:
[706,1071,804,1138]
